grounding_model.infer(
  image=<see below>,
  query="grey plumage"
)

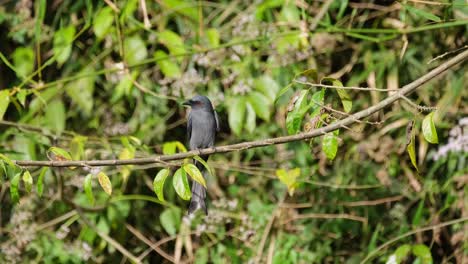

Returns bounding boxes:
[183,95,219,215]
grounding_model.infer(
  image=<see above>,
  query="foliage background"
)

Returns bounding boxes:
[0,0,467,263]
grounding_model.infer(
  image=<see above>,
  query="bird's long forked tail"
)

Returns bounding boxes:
[188,162,208,215]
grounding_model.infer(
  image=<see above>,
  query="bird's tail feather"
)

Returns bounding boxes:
[188,161,208,215]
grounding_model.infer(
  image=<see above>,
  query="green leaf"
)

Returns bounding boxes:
[393,244,411,263]
[37,167,48,197]
[154,50,181,78]
[93,7,114,38]
[276,168,300,196]
[0,153,15,168]
[254,76,280,103]
[406,125,419,172]
[183,163,207,188]
[120,0,138,24]
[405,4,441,22]
[322,77,352,113]
[412,198,425,226]
[163,141,187,155]
[248,92,270,121]
[281,3,300,23]
[45,99,66,135]
[112,71,138,102]
[22,170,33,193]
[412,244,433,264]
[298,68,319,83]
[10,173,21,203]
[422,112,438,144]
[70,136,87,160]
[84,173,95,205]
[322,129,339,160]
[206,28,220,47]
[172,168,191,200]
[158,30,186,56]
[12,47,34,78]
[48,147,72,161]
[193,156,213,177]
[245,102,256,133]
[160,0,199,21]
[124,35,148,65]
[17,89,27,107]
[286,90,309,135]
[160,207,181,236]
[153,169,170,201]
[53,25,75,66]
[228,96,246,136]
[0,90,10,120]
[97,171,112,195]
[65,66,95,116]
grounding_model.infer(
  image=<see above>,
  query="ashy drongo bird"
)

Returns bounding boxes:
[183,95,219,215]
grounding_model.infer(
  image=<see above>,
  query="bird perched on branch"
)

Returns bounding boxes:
[183,95,219,215]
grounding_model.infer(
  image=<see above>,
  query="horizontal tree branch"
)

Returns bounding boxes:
[12,49,468,168]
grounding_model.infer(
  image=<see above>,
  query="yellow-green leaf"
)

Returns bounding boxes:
[406,126,419,172]
[193,156,213,177]
[276,168,300,196]
[22,170,33,193]
[48,147,72,161]
[183,163,206,188]
[97,171,112,195]
[84,173,95,205]
[422,112,438,144]
[93,7,114,38]
[228,96,246,136]
[0,153,15,168]
[37,167,48,197]
[10,173,21,203]
[0,90,10,120]
[322,129,339,160]
[322,77,352,113]
[173,168,191,200]
[153,169,170,201]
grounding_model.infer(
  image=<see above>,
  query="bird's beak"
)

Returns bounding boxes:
[182,100,191,107]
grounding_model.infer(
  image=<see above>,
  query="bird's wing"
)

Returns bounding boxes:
[214,110,220,132]
[187,112,192,143]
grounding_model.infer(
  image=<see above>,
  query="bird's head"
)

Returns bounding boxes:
[182,95,214,111]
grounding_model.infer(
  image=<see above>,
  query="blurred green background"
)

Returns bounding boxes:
[0,0,467,263]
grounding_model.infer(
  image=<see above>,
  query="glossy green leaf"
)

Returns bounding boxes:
[45,99,66,135]
[322,129,339,160]
[228,96,246,136]
[0,153,15,168]
[406,126,419,172]
[37,167,48,197]
[183,163,207,188]
[154,50,181,78]
[412,244,433,264]
[286,90,309,135]
[322,77,352,113]
[405,4,441,22]
[206,28,220,47]
[172,168,191,200]
[48,147,72,160]
[193,156,213,177]
[124,35,148,65]
[245,102,256,133]
[97,171,112,195]
[160,207,181,236]
[276,168,300,196]
[22,170,33,193]
[153,169,170,201]
[393,244,411,263]
[53,25,75,66]
[65,66,95,116]
[254,76,280,103]
[12,47,34,78]
[163,141,187,155]
[248,91,270,121]
[93,7,114,38]
[84,173,95,205]
[422,112,438,144]
[0,90,10,120]
[10,172,21,203]
[158,30,186,56]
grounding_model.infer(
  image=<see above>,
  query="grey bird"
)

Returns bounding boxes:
[183,95,219,215]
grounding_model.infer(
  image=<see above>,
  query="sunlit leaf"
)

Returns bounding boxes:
[228,96,246,136]
[120,0,138,24]
[183,163,206,188]
[70,136,87,160]
[248,91,270,121]
[12,47,34,78]
[124,35,148,65]
[245,102,256,133]
[286,90,309,135]
[422,112,438,144]
[158,30,186,56]
[276,168,300,196]
[84,173,95,205]
[412,244,433,264]
[22,170,33,193]
[393,244,411,263]
[37,167,48,197]
[48,147,72,161]
[97,171,112,195]
[406,124,419,172]
[0,153,15,168]
[206,28,220,47]
[160,0,198,21]
[322,129,339,160]
[160,207,181,235]
[0,90,10,121]
[153,169,170,201]
[17,89,27,107]
[45,99,66,135]
[322,77,352,113]
[53,25,75,66]
[93,7,114,38]
[173,168,191,200]
[193,156,213,177]
[154,50,181,78]
[10,172,21,203]
[281,3,300,23]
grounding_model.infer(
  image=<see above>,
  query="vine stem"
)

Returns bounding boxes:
[12,49,468,168]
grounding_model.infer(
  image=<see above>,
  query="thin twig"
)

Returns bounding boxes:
[125,224,175,263]
[339,195,404,207]
[310,0,334,31]
[282,213,368,225]
[10,49,468,168]
[294,80,399,92]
